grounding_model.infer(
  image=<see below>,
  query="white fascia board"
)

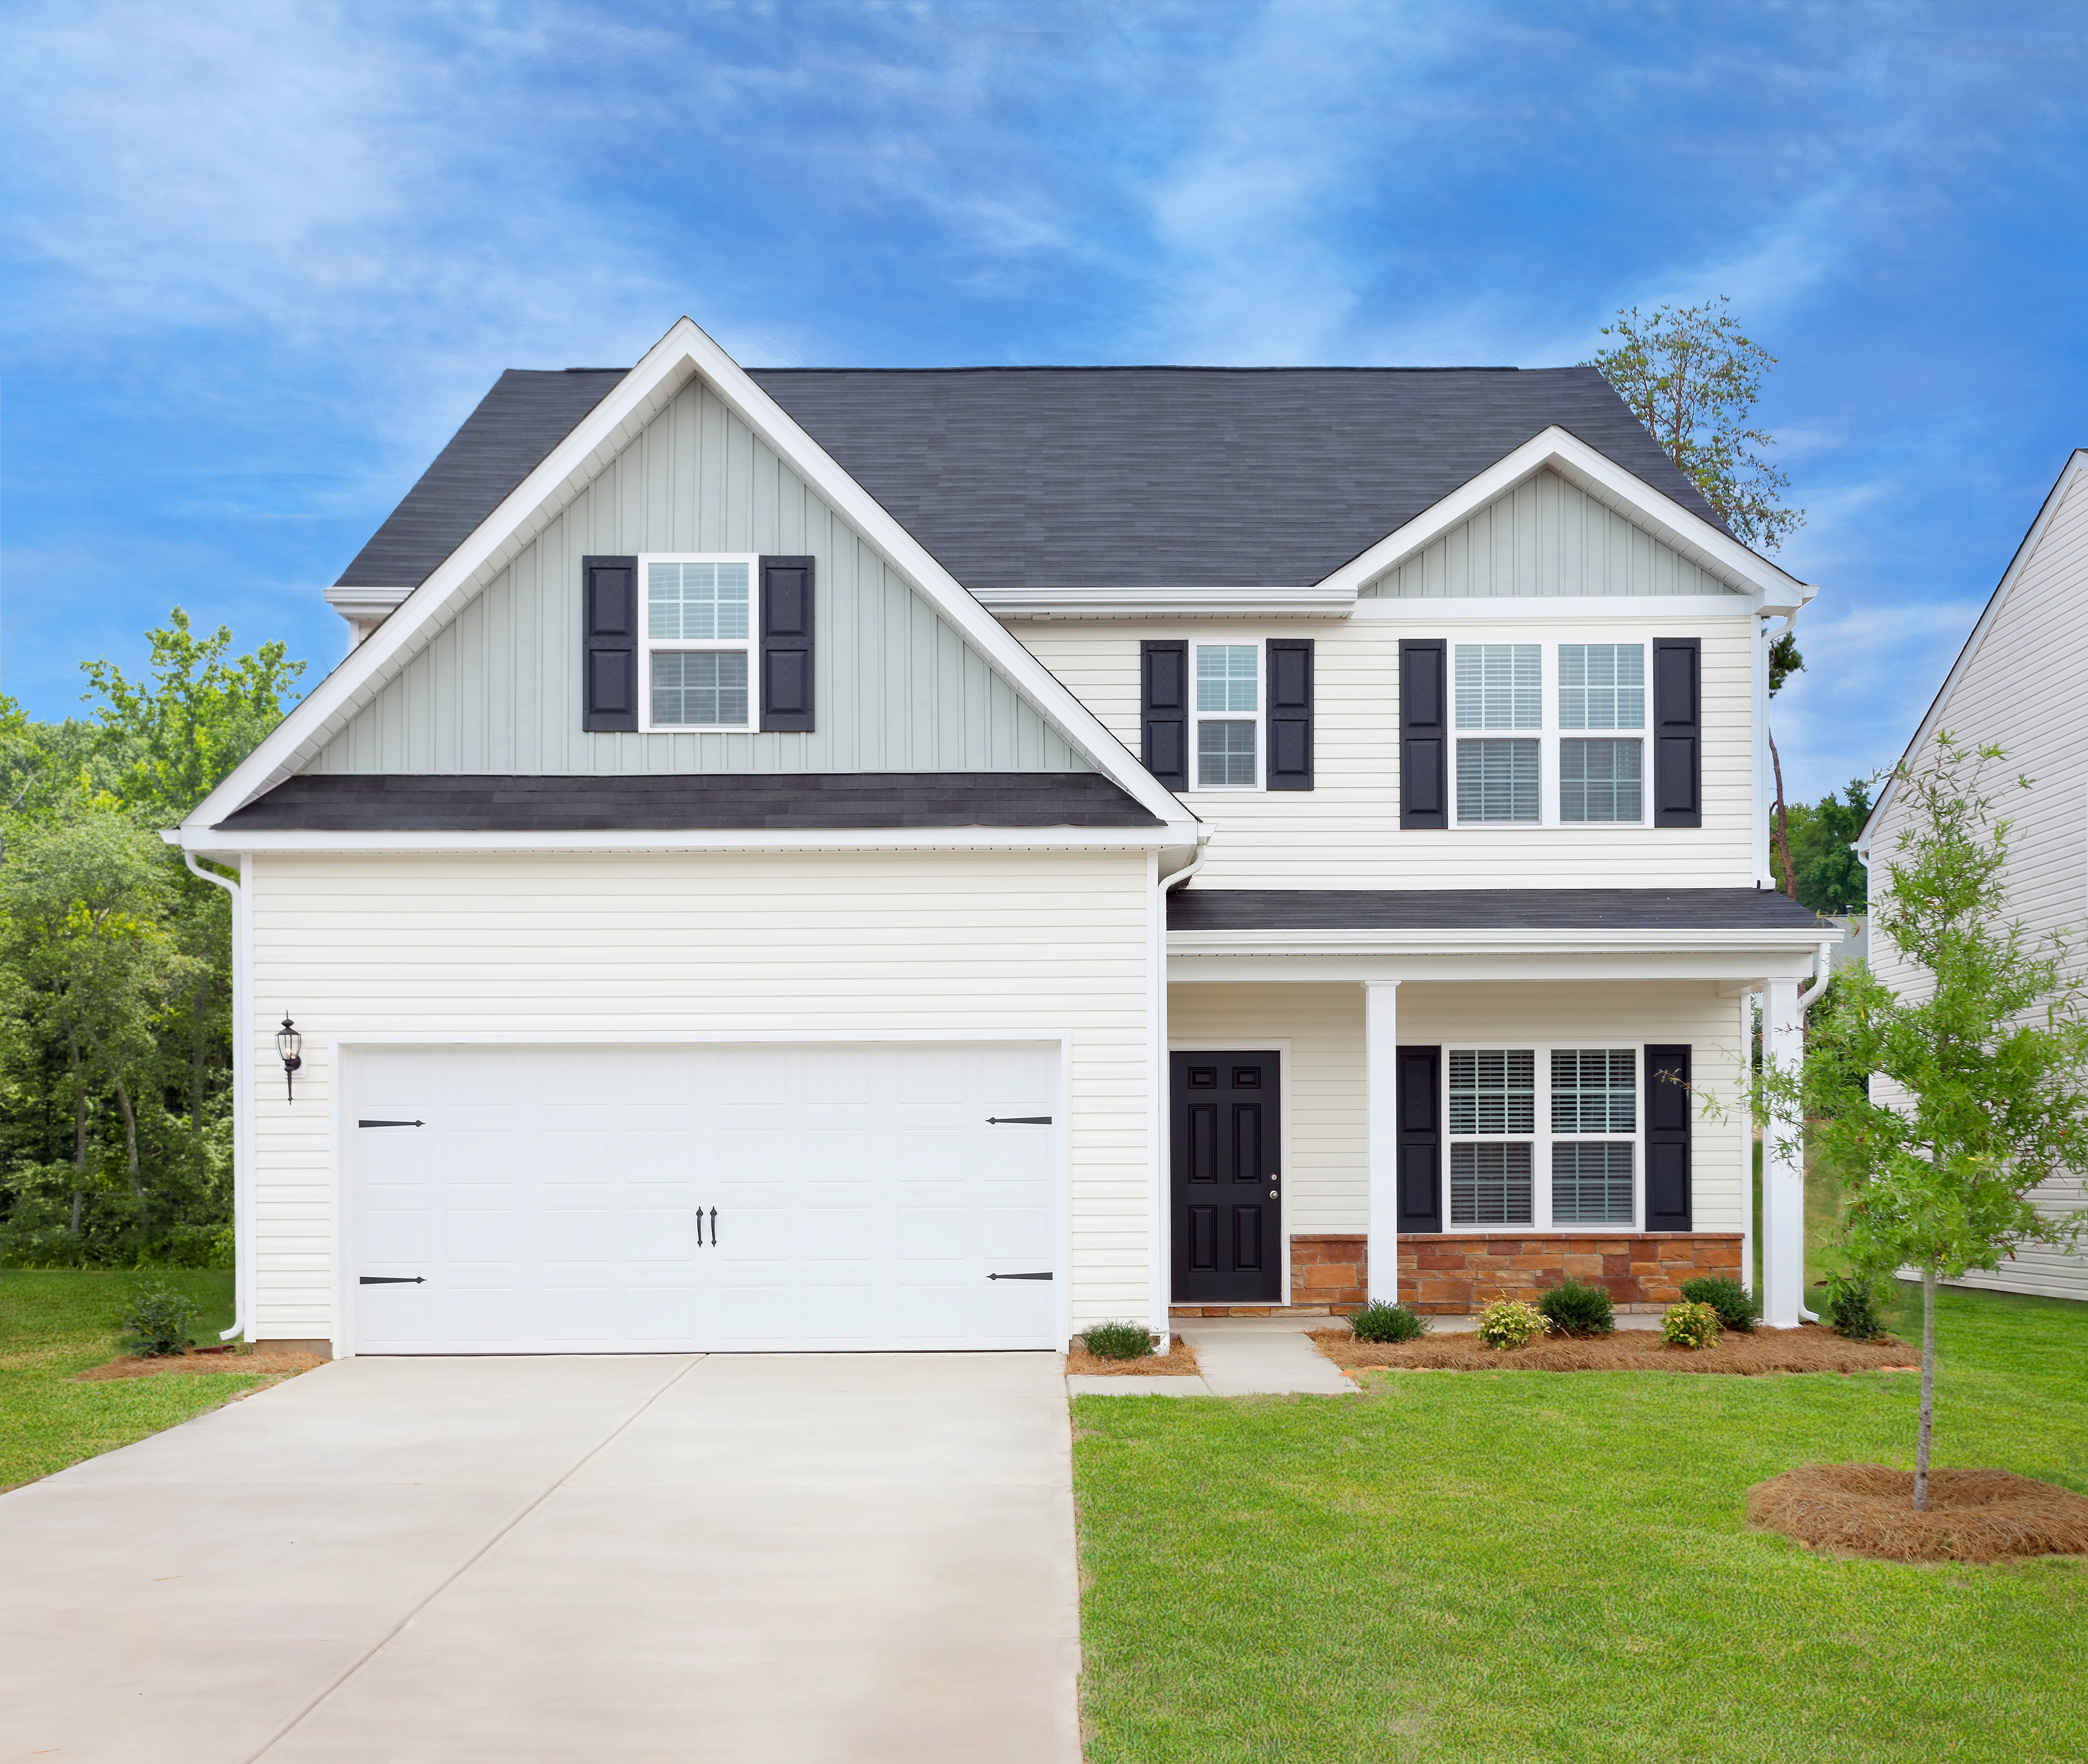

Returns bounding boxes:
[1170,949,1824,983]
[185,316,1191,834]
[1168,923,1840,958]
[1861,448,2088,845]
[178,821,1205,860]
[981,584,1356,621]
[1351,593,1756,621]
[321,584,414,622]
[1316,426,1815,610]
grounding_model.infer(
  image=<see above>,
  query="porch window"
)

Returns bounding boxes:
[640,555,759,731]
[1445,1045,1641,1230]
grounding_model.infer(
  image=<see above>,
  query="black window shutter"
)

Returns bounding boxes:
[1141,640,1190,789]
[1644,1044,1692,1230]
[1266,639,1314,791]
[759,556,815,733]
[1652,637,1701,827]
[1395,1045,1442,1232]
[581,555,639,733]
[1398,639,1447,829]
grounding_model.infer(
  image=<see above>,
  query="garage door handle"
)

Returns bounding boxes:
[359,1276,425,1285]
[987,1116,1052,1125]
[988,1272,1053,1281]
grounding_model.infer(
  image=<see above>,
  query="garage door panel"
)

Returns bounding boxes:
[352,1042,1059,1353]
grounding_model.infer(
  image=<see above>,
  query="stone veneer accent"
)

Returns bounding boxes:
[1170,1232,1744,1319]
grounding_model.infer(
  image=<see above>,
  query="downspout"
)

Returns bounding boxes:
[1161,850,1205,892]
[1793,937,1833,1324]
[182,847,252,1344]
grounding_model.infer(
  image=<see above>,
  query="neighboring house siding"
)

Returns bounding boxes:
[1360,469,1739,599]
[245,850,1151,1341]
[313,377,1088,775]
[1169,980,1745,1237]
[1869,460,2088,1302]
[1020,613,1757,889]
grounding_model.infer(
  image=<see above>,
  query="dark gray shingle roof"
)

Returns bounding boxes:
[336,363,1722,592]
[215,773,1161,832]
[1168,889,1828,934]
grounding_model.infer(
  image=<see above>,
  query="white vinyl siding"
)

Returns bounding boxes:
[1017,615,1753,889]
[1866,458,2088,1301]
[245,850,1153,1345]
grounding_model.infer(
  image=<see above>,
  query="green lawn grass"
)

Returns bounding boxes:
[0,1268,264,1491]
[1075,1283,2088,1764]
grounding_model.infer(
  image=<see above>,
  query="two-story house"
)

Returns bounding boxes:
[174,317,1835,1360]
[1859,448,2088,1303]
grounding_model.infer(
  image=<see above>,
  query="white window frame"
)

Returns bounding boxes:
[1448,639,1651,829]
[1184,637,1267,793]
[637,552,761,733]
[1442,1042,1641,1233]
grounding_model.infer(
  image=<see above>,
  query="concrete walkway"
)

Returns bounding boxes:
[0,1354,1080,1764]
[1068,1316,1359,1397]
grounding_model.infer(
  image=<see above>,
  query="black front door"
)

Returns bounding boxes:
[1170,1051,1281,1302]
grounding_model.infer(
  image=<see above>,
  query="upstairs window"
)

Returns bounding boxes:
[1195,643,1261,788]
[640,556,757,731]
[1450,641,1650,828]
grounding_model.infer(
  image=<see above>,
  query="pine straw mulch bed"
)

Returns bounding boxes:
[1749,1464,2088,1562]
[72,1346,326,1383]
[1312,1323,1918,1377]
[1065,1338,1202,1378]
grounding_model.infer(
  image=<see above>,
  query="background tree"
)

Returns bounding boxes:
[1770,780,1872,914]
[1587,297,1805,552]
[1760,735,2088,1509]
[1767,629,1804,901]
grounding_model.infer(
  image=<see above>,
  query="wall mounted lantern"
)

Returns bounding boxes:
[276,1013,303,1102]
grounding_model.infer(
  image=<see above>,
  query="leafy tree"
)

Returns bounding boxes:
[1588,298,1805,552]
[1770,780,1872,914]
[1767,629,1803,901]
[1759,735,2088,1509]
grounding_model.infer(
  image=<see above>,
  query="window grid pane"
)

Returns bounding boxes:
[1196,720,1257,788]
[1457,739,1540,823]
[1551,1142,1635,1225]
[1196,644,1259,712]
[1560,739,1643,823]
[1559,644,1645,730]
[1451,1142,1535,1226]
[1455,644,1541,729]
[1551,1049,1637,1132]
[648,561,751,640]
[651,650,749,726]
[1449,1049,1536,1135]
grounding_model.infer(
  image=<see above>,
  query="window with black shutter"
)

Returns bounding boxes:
[1399,639,1447,828]
[1644,1044,1693,1229]
[1265,639,1314,791]
[1652,637,1702,827]
[759,555,815,733]
[1396,1045,1442,1232]
[1141,640,1189,789]
[581,555,639,732]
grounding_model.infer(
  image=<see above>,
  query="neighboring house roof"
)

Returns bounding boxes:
[337,364,1727,593]
[214,773,1161,832]
[1859,448,2088,849]
[1168,888,1829,933]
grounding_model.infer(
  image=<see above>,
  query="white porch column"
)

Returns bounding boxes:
[1365,980,1401,1304]
[1761,976,1806,1329]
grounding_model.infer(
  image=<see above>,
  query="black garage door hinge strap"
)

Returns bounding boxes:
[988,1272,1053,1281]
[358,1119,425,1128]
[359,1276,426,1285]
[986,1115,1052,1125]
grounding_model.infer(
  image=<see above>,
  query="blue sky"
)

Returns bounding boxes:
[2,1,2083,803]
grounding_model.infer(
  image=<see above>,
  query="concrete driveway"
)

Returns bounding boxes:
[0,1353,1080,1763]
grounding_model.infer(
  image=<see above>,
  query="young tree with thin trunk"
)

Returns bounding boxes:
[1759,735,2088,1509]
[1767,629,1803,903]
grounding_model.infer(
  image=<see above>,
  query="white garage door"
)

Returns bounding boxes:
[350,1042,1060,1354]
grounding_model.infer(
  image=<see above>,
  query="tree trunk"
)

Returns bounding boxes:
[113,1078,143,1216]
[1915,1266,1938,1512]
[67,1033,86,1240]
[1768,726,1799,903]
[191,979,208,1164]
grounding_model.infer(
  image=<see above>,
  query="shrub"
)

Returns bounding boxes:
[1475,1298,1549,1350]
[1662,1300,1722,1350]
[1080,1320,1157,1360]
[1348,1299,1430,1343]
[118,1282,200,1357]
[1679,1275,1759,1333]
[1537,1277,1615,1337]
[1823,1270,1888,1341]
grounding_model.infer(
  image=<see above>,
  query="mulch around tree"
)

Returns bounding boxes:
[1312,1324,1919,1376]
[72,1347,326,1382]
[1749,1464,2088,1562]
[1065,1338,1202,1378]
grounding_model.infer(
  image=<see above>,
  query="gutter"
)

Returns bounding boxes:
[177,844,253,1344]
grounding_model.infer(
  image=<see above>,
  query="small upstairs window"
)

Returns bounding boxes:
[1194,643,1261,788]
[641,556,757,731]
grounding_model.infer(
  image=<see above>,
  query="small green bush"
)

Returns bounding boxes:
[1662,1300,1722,1350]
[118,1282,200,1357]
[1679,1275,1759,1333]
[1822,1271,1888,1341]
[1537,1277,1614,1337]
[1475,1298,1549,1350]
[1348,1299,1430,1343]
[1081,1320,1157,1360]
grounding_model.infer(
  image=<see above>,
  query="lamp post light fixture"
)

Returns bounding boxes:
[276,1013,303,1102]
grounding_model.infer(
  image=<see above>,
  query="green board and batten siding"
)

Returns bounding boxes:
[1362,468,1742,599]
[311,378,1090,776]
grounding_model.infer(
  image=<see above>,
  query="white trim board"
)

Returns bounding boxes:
[174,824,1203,860]
[183,316,1193,835]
